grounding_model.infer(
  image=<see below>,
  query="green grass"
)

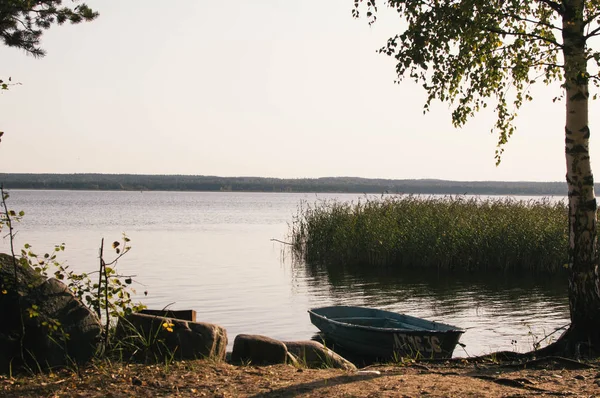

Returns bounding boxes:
[290,195,568,273]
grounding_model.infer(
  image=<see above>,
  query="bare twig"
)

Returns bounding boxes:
[500,356,597,370]
[473,375,550,393]
[270,238,293,246]
[0,186,26,362]
[103,243,110,345]
[96,239,104,320]
[533,323,569,348]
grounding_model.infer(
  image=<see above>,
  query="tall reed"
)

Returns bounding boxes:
[290,195,568,273]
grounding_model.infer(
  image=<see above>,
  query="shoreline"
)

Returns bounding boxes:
[0,173,568,196]
[3,357,597,397]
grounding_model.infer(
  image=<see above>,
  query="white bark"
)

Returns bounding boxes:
[563,0,600,332]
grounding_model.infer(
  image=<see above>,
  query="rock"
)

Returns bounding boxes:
[0,253,102,373]
[231,334,288,365]
[116,312,227,362]
[283,340,357,370]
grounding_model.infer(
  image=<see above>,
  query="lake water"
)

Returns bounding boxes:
[0,190,570,357]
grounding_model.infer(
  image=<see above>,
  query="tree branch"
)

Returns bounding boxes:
[496,12,562,32]
[585,25,600,39]
[270,238,293,246]
[584,11,600,26]
[536,0,563,15]
[484,26,563,48]
[11,17,32,32]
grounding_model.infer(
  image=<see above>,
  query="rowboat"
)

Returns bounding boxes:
[308,305,465,360]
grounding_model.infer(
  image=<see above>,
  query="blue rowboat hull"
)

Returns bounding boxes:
[309,306,464,360]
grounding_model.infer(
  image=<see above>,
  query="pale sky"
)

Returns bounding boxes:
[0,0,592,181]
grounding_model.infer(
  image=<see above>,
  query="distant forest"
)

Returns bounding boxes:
[0,173,568,196]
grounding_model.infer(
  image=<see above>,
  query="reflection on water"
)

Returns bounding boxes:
[1,190,570,357]
[295,262,570,356]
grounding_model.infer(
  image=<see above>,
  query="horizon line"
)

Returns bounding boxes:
[0,172,566,184]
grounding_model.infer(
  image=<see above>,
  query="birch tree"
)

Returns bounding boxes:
[354,0,600,355]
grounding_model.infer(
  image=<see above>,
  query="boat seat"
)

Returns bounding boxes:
[381,318,423,330]
[332,316,423,330]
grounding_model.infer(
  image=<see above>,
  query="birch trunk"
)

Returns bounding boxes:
[563,0,600,352]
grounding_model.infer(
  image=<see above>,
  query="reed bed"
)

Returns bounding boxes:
[290,195,568,273]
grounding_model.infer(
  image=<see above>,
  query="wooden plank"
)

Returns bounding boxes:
[140,309,196,322]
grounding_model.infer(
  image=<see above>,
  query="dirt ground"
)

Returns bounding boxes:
[2,356,600,398]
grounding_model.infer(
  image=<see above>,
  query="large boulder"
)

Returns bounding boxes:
[284,340,357,370]
[116,312,227,362]
[0,253,102,373]
[231,334,288,365]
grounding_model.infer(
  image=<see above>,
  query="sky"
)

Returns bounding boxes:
[0,0,591,182]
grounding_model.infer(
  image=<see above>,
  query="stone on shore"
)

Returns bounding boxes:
[231,334,288,365]
[230,335,356,370]
[284,340,357,370]
[116,312,227,362]
[0,253,102,373]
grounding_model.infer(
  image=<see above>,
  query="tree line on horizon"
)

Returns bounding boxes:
[0,173,567,196]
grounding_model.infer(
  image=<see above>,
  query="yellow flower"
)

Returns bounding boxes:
[1,289,6,295]
[162,322,174,333]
